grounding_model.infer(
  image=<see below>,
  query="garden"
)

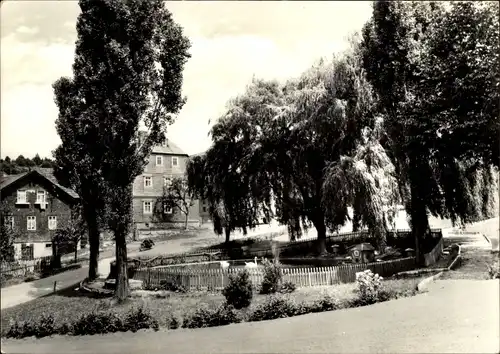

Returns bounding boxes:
[1,262,423,339]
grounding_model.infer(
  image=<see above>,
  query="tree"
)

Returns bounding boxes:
[32,154,43,166]
[53,205,86,263]
[360,1,498,263]
[64,0,190,301]
[53,77,108,281]
[161,176,195,230]
[0,202,15,264]
[193,44,390,254]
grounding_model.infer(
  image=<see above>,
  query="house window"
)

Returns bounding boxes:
[202,206,207,212]
[163,175,172,187]
[172,157,178,167]
[48,216,57,230]
[4,216,14,230]
[36,190,46,204]
[27,216,36,231]
[156,155,163,166]
[164,204,173,214]
[17,190,27,203]
[144,176,152,188]
[143,201,152,214]
[46,243,52,248]
[21,243,34,261]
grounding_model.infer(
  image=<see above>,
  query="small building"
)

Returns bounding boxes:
[0,168,80,261]
[349,243,376,263]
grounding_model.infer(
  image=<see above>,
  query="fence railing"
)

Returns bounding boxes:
[133,228,443,267]
[134,257,417,292]
[0,256,53,278]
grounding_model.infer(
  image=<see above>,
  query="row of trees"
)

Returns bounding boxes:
[187,1,499,264]
[0,155,55,175]
[52,0,190,301]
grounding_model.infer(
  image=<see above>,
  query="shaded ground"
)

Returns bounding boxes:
[2,279,498,354]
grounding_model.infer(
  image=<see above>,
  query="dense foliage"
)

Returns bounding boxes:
[54,0,190,300]
[222,270,253,309]
[0,155,55,175]
[360,1,499,262]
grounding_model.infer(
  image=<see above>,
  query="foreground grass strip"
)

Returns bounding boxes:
[2,277,422,339]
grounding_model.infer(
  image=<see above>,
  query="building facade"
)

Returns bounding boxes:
[0,169,80,260]
[132,137,200,230]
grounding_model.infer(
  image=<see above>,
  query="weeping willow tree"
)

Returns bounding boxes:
[190,38,398,255]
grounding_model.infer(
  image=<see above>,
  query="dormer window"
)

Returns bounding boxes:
[16,190,27,204]
[144,176,152,188]
[36,190,46,204]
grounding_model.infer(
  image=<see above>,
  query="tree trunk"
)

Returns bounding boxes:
[409,174,429,267]
[314,218,328,255]
[184,212,189,230]
[224,227,231,244]
[88,218,100,280]
[352,209,361,232]
[74,242,78,263]
[114,226,129,302]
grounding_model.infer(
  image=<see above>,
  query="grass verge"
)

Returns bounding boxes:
[1,276,423,339]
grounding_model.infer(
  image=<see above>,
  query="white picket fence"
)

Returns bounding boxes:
[134,257,416,292]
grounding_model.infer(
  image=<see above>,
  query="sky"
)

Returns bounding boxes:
[0,0,373,159]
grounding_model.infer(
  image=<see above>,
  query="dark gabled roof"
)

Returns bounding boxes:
[0,173,26,190]
[0,168,79,200]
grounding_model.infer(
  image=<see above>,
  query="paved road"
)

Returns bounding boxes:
[2,279,499,354]
[0,256,115,310]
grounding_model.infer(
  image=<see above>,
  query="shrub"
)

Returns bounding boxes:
[167,314,181,329]
[182,303,240,329]
[248,295,298,322]
[6,314,57,339]
[159,278,187,293]
[141,239,155,250]
[354,270,383,305]
[72,312,125,336]
[260,259,282,294]
[307,295,338,313]
[222,270,253,309]
[488,261,499,279]
[279,281,296,294]
[124,307,159,333]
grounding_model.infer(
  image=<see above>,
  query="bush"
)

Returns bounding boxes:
[222,270,253,309]
[124,307,159,333]
[307,295,338,313]
[6,314,57,339]
[354,270,383,305]
[167,314,181,329]
[488,261,499,279]
[248,295,298,322]
[260,259,282,294]
[159,278,187,293]
[72,312,125,336]
[141,239,155,250]
[182,303,240,329]
[279,281,296,294]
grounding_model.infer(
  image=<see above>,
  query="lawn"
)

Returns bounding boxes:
[0,277,423,337]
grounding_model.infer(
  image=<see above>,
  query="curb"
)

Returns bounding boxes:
[417,271,444,292]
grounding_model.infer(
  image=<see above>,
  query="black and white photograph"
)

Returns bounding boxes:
[0,1,499,353]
